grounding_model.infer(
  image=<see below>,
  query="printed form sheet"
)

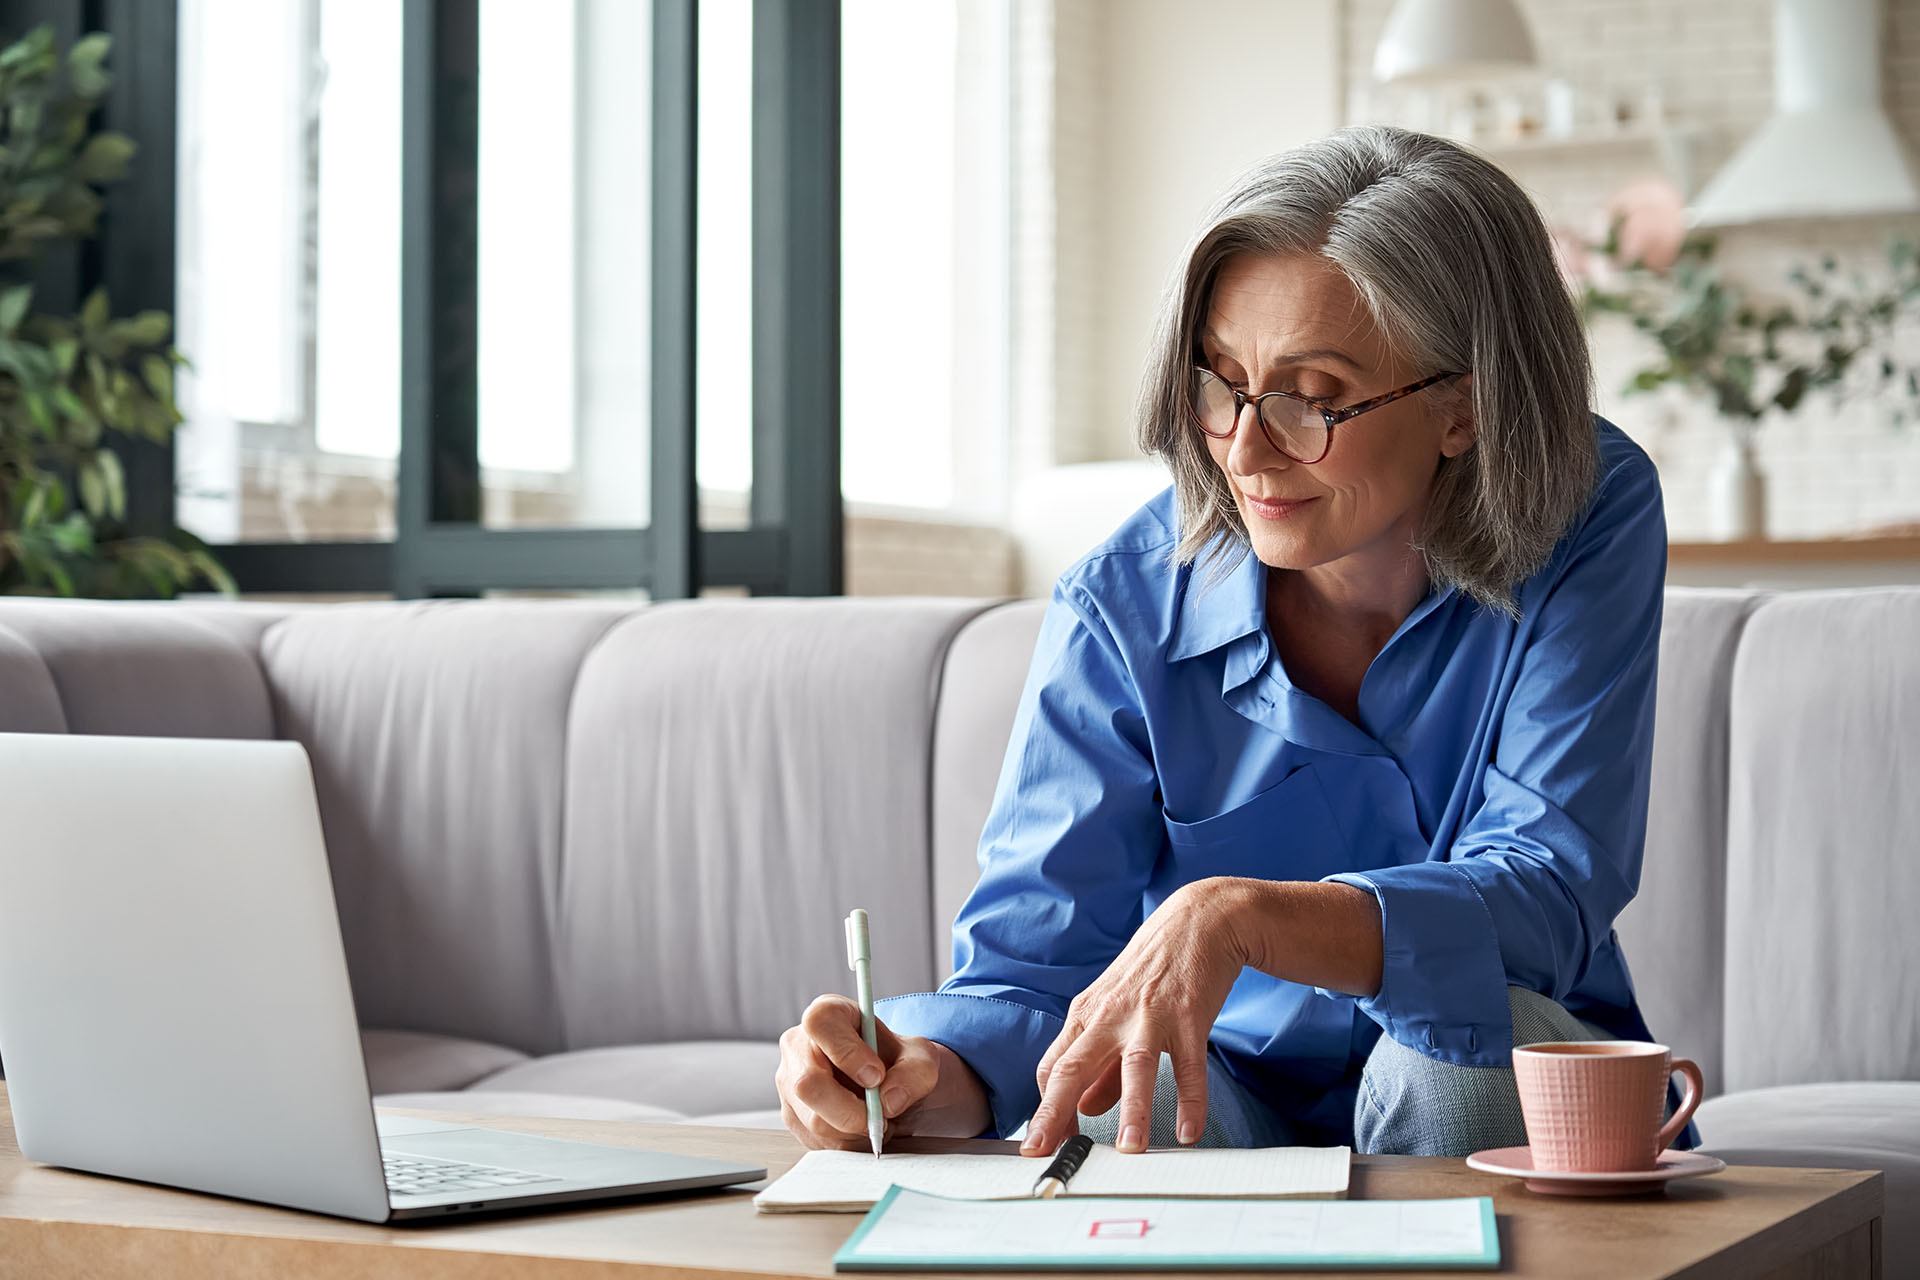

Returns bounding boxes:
[837,1189,1496,1269]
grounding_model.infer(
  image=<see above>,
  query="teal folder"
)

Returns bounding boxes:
[833,1186,1501,1272]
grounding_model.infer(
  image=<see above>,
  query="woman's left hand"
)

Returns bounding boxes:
[1021,877,1258,1157]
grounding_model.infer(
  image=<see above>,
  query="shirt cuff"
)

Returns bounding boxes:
[1319,864,1514,1066]
[877,990,1066,1139]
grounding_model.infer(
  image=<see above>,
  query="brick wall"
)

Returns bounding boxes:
[1047,0,1114,467]
[1343,0,1920,539]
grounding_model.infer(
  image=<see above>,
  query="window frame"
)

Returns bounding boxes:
[74,0,843,599]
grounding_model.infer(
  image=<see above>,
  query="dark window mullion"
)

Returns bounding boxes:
[213,542,393,595]
[650,0,698,601]
[213,529,781,596]
[751,0,841,597]
[397,0,480,599]
[97,0,178,545]
[427,0,480,529]
[395,0,436,597]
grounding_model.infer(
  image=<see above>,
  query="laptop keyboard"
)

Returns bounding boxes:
[383,1152,564,1198]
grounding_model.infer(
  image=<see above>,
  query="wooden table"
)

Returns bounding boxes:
[0,1085,1882,1279]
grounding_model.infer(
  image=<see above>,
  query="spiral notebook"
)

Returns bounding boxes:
[754,1142,1351,1213]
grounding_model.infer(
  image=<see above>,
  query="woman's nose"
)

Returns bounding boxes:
[1229,401,1289,471]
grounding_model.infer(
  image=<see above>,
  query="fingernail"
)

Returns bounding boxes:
[858,1065,883,1088]
[1023,1128,1046,1153]
[882,1086,907,1115]
[1119,1124,1143,1152]
[1178,1120,1199,1145]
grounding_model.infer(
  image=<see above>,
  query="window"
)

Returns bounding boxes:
[176,0,401,544]
[839,0,1012,520]
[155,0,848,596]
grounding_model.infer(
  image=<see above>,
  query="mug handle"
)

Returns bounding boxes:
[1654,1057,1704,1153]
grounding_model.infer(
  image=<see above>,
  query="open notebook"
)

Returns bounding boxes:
[755,1145,1351,1213]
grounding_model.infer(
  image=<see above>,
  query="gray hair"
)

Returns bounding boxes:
[1136,124,1597,617]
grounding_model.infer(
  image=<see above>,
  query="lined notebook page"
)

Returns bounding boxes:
[1071,1145,1350,1199]
[754,1146,1351,1213]
[755,1151,1041,1211]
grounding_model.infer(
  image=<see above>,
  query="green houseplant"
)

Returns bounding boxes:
[1581,228,1920,430]
[0,24,232,597]
[1575,176,1920,538]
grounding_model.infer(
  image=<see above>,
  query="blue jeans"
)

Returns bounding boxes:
[1076,987,1608,1155]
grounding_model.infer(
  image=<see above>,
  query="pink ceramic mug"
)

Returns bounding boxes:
[1512,1041,1703,1173]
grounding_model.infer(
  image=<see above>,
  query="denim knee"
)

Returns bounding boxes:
[1353,986,1602,1157]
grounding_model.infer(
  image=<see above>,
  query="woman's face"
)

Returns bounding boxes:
[1197,252,1474,580]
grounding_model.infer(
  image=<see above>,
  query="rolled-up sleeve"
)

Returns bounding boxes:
[879,579,1163,1137]
[1325,454,1667,1065]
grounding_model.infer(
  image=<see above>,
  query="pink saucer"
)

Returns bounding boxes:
[1465,1145,1726,1197]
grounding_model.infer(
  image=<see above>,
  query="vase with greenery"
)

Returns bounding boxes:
[1573,177,1920,539]
[0,24,233,597]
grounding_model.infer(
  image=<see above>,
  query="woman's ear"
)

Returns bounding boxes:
[1440,372,1476,458]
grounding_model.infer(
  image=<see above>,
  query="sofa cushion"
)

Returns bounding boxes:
[361,1029,531,1094]
[1696,1082,1920,1276]
[1722,588,1920,1093]
[930,599,1048,983]
[260,600,634,1056]
[0,623,66,733]
[0,599,279,738]
[555,598,992,1049]
[375,1091,687,1124]
[470,1041,783,1119]
[1613,588,1762,1097]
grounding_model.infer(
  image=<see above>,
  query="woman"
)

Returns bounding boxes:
[776,124,1683,1160]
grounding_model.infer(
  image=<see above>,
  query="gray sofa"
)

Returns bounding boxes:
[0,588,1913,1264]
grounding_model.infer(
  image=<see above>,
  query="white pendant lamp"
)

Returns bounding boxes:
[1690,0,1920,226]
[1372,0,1539,85]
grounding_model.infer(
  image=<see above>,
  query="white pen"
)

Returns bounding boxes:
[845,908,885,1157]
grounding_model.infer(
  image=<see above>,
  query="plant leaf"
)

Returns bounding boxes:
[79,286,108,333]
[78,455,105,517]
[0,282,33,334]
[47,511,92,554]
[66,32,110,97]
[72,131,135,184]
[24,389,51,433]
[187,548,237,597]
[96,446,124,519]
[112,310,170,347]
[1775,367,1810,413]
[67,31,110,68]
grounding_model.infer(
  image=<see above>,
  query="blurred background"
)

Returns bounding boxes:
[15,0,1919,602]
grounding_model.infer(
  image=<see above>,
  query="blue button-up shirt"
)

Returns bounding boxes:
[882,418,1678,1144]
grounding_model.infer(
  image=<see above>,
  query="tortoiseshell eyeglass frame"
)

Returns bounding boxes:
[1188,365,1464,464]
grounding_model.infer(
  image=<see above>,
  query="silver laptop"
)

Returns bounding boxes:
[0,731,765,1222]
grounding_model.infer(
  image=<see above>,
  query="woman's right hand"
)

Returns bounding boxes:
[776,995,994,1149]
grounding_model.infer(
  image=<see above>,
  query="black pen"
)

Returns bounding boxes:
[1031,1133,1095,1199]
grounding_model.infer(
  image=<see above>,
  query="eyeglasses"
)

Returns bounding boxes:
[1187,365,1462,464]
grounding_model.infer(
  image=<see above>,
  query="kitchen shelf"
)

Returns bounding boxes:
[1667,533,1920,565]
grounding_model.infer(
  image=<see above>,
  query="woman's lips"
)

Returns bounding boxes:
[1243,493,1315,521]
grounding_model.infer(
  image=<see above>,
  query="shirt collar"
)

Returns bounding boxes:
[1167,534,1464,665]
[1167,536,1265,662]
